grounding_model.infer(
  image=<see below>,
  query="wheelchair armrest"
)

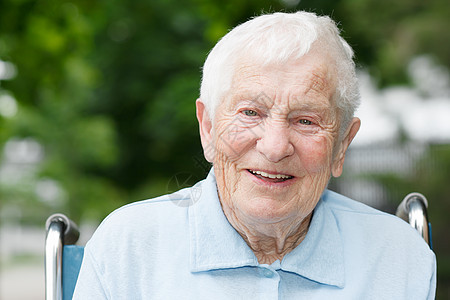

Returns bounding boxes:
[45,213,81,300]
[45,213,80,245]
[396,192,432,248]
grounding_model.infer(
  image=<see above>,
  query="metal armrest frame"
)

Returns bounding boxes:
[45,214,80,300]
[396,192,432,248]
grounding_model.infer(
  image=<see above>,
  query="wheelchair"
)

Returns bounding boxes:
[44,192,433,300]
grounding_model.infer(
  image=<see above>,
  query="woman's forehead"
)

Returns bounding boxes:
[232,50,336,90]
[225,60,337,110]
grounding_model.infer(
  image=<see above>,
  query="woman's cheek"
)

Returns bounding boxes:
[217,123,258,160]
[295,134,334,173]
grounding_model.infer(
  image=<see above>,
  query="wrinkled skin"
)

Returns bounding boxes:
[197,49,360,264]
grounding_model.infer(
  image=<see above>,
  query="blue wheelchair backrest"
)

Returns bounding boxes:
[62,245,84,300]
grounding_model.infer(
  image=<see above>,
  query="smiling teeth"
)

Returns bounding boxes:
[250,170,292,179]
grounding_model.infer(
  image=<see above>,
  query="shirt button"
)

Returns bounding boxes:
[262,269,274,278]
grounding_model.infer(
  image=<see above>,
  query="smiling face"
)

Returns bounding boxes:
[197,48,360,229]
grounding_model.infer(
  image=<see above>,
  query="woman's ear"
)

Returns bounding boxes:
[332,117,361,177]
[196,99,215,162]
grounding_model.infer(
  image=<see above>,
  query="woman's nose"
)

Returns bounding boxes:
[255,121,294,162]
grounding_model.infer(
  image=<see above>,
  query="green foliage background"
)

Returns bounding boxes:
[1,0,449,297]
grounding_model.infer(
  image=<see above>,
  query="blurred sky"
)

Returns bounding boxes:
[354,55,450,146]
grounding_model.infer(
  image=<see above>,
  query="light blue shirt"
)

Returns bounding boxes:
[73,169,436,299]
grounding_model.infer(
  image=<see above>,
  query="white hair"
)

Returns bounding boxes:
[200,11,360,135]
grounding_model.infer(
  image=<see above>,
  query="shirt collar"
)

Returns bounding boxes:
[280,192,345,287]
[188,169,345,288]
[189,169,258,271]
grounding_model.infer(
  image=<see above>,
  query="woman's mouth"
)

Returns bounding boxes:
[247,169,294,183]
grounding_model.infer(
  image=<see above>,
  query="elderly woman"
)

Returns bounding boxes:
[74,11,436,299]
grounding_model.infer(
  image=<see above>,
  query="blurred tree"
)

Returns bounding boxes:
[0,0,123,222]
[338,0,450,86]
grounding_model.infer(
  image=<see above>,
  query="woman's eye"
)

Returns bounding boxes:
[242,110,258,116]
[299,119,313,125]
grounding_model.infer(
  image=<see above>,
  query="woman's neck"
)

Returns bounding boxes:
[222,204,313,265]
